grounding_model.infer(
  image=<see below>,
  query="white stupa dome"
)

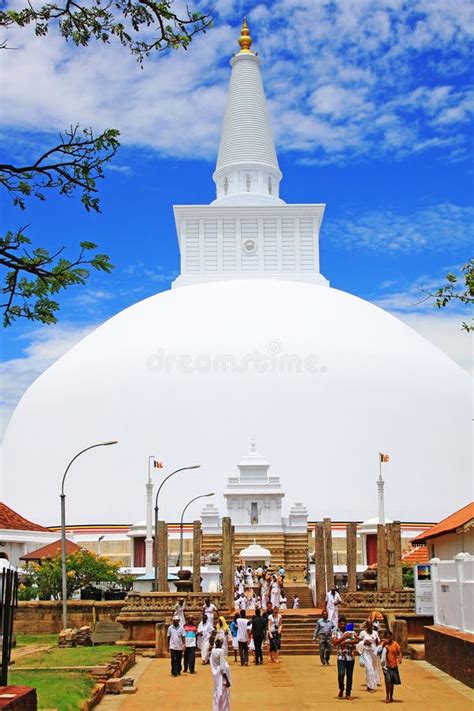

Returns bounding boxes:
[2,279,470,524]
[239,542,272,561]
[2,21,471,527]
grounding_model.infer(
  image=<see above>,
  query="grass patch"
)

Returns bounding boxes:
[19,644,132,668]
[16,633,58,648]
[10,669,94,711]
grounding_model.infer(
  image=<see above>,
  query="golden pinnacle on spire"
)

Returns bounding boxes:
[238,17,253,53]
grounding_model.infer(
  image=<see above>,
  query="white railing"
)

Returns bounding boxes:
[431,553,474,633]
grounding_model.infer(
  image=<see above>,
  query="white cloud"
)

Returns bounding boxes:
[0,323,97,440]
[326,203,473,253]
[371,271,473,374]
[0,0,472,163]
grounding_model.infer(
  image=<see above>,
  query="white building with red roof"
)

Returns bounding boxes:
[0,502,56,567]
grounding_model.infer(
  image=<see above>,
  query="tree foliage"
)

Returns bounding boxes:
[1,0,212,60]
[0,1,211,326]
[21,549,130,600]
[422,259,474,332]
[0,125,120,212]
[1,230,113,326]
[0,125,119,325]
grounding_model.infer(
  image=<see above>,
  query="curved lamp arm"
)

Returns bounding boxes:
[154,465,201,508]
[61,441,118,495]
[180,492,215,527]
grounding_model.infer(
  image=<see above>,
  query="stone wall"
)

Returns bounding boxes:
[425,624,474,688]
[14,601,125,634]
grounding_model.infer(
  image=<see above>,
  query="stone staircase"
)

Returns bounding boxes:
[278,608,390,657]
[283,584,314,608]
[279,612,319,655]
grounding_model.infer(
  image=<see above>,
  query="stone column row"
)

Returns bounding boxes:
[192,520,202,593]
[346,522,357,592]
[157,520,168,592]
[377,521,403,591]
[314,518,335,607]
[222,516,234,610]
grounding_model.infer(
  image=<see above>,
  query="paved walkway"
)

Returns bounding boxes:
[99,654,474,711]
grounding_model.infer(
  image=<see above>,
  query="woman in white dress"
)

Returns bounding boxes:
[260,577,269,608]
[197,612,213,664]
[270,576,281,608]
[357,621,380,692]
[210,638,231,711]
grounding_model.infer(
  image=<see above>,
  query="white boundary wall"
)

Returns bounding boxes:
[430,553,474,633]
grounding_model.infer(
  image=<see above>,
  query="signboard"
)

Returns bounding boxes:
[91,621,125,645]
[414,563,433,615]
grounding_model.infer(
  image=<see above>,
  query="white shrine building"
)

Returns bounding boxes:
[2,19,471,530]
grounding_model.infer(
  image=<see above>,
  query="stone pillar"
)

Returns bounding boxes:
[386,523,395,590]
[346,522,357,592]
[392,619,408,655]
[157,520,168,592]
[393,521,403,591]
[155,622,168,657]
[314,522,326,607]
[323,517,334,591]
[192,520,202,593]
[377,524,388,591]
[222,517,233,610]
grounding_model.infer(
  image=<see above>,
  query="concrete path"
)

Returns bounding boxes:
[99,654,474,710]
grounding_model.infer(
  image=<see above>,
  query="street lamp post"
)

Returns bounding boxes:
[60,440,118,630]
[179,493,214,572]
[153,465,200,592]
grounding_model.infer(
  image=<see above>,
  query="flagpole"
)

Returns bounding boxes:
[145,456,154,576]
[377,452,385,525]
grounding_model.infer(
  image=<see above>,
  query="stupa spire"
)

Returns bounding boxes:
[238,17,253,53]
[212,19,284,206]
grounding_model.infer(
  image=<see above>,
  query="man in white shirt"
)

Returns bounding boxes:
[167,616,185,677]
[236,609,251,666]
[325,587,342,626]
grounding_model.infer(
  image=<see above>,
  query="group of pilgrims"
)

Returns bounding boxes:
[233,564,299,612]
[167,576,403,709]
[313,591,403,704]
[167,595,232,711]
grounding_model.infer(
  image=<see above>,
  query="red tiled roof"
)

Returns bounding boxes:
[412,502,474,545]
[20,539,82,561]
[0,502,49,532]
[402,545,429,565]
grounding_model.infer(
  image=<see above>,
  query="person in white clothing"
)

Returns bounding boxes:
[203,597,218,628]
[270,576,281,608]
[167,616,185,677]
[215,616,232,656]
[237,593,247,611]
[325,587,342,626]
[357,620,380,692]
[197,612,213,664]
[210,638,231,711]
[236,609,251,666]
[173,598,186,626]
[292,595,300,609]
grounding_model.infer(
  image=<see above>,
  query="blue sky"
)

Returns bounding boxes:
[1,0,473,435]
